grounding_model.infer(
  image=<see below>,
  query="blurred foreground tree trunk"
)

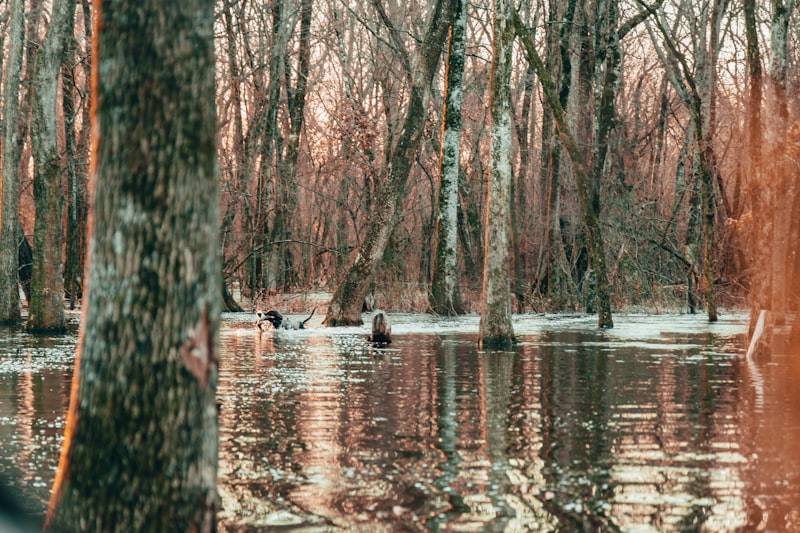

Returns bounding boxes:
[479,0,515,348]
[28,0,76,332]
[430,0,466,316]
[0,0,25,324]
[46,0,220,529]
[744,0,765,320]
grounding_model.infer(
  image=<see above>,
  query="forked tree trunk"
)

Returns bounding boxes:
[0,0,25,324]
[28,0,76,332]
[323,0,448,326]
[430,0,466,316]
[479,0,515,348]
[46,0,220,529]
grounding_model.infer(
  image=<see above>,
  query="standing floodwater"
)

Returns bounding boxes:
[1,313,799,530]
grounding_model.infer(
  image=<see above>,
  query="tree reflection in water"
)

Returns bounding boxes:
[1,314,800,529]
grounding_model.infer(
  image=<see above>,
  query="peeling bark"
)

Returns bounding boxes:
[46,0,220,529]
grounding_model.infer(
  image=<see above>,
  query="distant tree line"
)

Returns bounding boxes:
[0,0,798,337]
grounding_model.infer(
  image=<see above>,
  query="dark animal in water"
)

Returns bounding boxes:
[257,308,316,331]
[368,310,391,344]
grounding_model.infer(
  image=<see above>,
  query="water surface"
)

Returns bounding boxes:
[2,312,799,530]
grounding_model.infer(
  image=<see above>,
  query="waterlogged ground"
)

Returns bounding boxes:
[2,312,800,530]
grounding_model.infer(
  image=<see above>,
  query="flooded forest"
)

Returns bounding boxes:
[0,0,799,530]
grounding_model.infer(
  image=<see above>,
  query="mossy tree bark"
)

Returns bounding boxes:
[28,0,76,332]
[479,0,516,349]
[430,0,466,316]
[323,0,448,326]
[46,0,220,529]
[0,0,25,324]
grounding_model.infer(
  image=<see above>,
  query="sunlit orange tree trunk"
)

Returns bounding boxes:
[46,0,220,529]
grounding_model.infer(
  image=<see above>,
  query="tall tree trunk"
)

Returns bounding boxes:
[245,0,291,294]
[685,166,701,314]
[744,0,765,322]
[695,128,719,322]
[0,0,25,324]
[744,0,762,166]
[28,0,76,332]
[18,0,44,191]
[76,0,92,299]
[644,0,722,322]
[515,8,612,327]
[769,0,794,317]
[430,0,466,316]
[479,0,515,348]
[46,0,219,529]
[273,0,313,290]
[512,60,535,311]
[536,0,578,306]
[323,0,448,326]
[220,0,247,302]
[585,0,619,328]
[63,45,82,311]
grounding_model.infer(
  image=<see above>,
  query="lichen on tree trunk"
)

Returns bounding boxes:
[479,0,515,349]
[430,0,467,316]
[46,0,220,529]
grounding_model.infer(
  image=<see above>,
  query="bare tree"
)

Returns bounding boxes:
[28,0,76,332]
[430,0,467,316]
[0,0,25,324]
[324,0,449,326]
[643,0,730,322]
[479,0,516,348]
